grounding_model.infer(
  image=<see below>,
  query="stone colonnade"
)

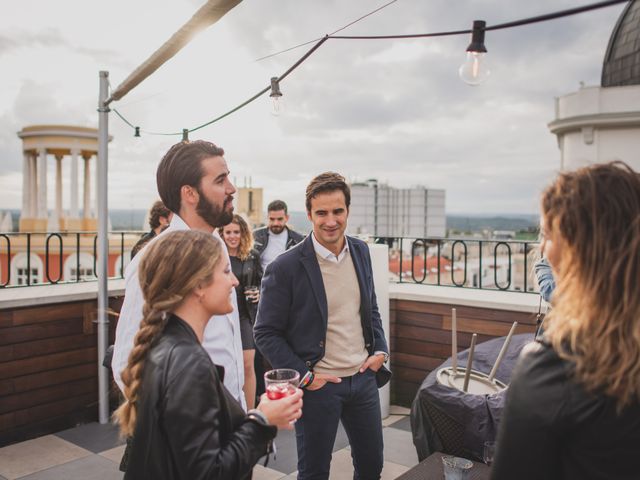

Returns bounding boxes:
[21,148,95,221]
[17,125,107,232]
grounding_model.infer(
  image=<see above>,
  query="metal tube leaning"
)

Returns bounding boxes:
[462,333,477,393]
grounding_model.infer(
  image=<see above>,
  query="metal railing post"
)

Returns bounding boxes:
[97,70,110,424]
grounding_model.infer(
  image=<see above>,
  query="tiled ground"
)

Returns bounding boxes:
[0,406,417,480]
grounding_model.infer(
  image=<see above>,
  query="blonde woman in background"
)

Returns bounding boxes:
[114,230,302,480]
[491,161,640,480]
[220,214,263,409]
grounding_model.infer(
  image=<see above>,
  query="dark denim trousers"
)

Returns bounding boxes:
[295,369,383,480]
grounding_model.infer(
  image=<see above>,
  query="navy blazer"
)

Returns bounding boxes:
[254,234,391,388]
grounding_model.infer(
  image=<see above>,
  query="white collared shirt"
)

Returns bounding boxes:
[112,214,246,409]
[311,232,348,263]
[260,229,288,271]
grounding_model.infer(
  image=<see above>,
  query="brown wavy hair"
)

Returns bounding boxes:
[542,161,640,410]
[113,230,223,437]
[148,200,171,230]
[219,214,254,261]
[305,172,351,212]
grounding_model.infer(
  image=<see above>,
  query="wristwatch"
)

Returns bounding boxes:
[375,351,389,364]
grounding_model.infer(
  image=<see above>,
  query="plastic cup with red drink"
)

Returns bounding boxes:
[264,368,300,400]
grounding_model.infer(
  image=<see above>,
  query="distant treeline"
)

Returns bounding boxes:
[4,209,539,234]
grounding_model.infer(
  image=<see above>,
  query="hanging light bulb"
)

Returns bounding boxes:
[459,20,490,86]
[134,126,141,137]
[269,77,284,116]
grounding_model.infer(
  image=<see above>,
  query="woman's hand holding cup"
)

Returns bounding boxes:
[256,388,303,429]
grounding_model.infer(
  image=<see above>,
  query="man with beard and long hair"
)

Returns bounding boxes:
[253,200,304,272]
[113,140,246,412]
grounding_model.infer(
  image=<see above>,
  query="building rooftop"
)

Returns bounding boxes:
[601,0,640,87]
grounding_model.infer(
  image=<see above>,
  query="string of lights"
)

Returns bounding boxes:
[113,0,628,138]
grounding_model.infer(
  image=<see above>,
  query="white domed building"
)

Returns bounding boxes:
[548,0,640,171]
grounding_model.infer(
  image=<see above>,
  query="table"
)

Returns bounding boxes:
[410,334,533,461]
[396,452,490,480]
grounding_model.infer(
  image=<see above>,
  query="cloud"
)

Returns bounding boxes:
[0,0,630,215]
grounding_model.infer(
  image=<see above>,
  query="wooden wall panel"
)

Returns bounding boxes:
[0,295,124,447]
[390,298,537,407]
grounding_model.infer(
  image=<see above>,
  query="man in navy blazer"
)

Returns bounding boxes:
[254,172,390,480]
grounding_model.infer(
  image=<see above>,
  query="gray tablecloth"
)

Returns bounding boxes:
[410,333,533,462]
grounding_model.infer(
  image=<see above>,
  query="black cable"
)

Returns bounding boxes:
[486,0,627,31]
[113,108,136,128]
[255,0,399,62]
[113,0,627,137]
[329,0,628,39]
[190,36,328,133]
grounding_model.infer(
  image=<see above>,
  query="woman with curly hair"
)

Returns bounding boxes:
[491,161,640,480]
[220,214,263,409]
[114,230,302,480]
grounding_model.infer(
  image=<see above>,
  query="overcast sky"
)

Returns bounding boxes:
[0,0,626,215]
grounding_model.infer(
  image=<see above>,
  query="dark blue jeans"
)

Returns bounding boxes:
[295,369,383,480]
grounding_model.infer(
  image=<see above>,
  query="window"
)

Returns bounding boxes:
[11,253,43,286]
[63,253,95,282]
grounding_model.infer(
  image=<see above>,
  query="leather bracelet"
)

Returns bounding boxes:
[299,370,315,389]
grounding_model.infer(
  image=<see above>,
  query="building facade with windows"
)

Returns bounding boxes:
[348,179,446,238]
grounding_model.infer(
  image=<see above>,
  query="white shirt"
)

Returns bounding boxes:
[260,229,288,271]
[112,214,246,409]
[311,232,349,263]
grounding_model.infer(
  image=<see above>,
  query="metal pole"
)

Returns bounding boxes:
[97,70,110,424]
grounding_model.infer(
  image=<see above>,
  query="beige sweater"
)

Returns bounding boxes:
[313,251,369,377]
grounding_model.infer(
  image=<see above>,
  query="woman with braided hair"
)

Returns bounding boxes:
[113,230,302,480]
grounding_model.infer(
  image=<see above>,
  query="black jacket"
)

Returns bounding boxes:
[491,341,640,480]
[252,226,304,256]
[230,249,262,324]
[125,315,276,480]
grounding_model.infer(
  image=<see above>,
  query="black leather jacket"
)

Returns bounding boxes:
[124,315,276,480]
[253,226,304,255]
[491,341,640,480]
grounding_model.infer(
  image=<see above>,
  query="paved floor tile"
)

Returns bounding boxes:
[381,460,410,479]
[381,414,404,427]
[55,422,124,454]
[327,446,411,479]
[252,464,286,480]
[389,405,411,416]
[0,405,416,480]
[328,448,356,480]
[387,414,412,432]
[332,422,350,452]
[259,428,298,474]
[260,421,349,475]
[382,427,419,467]
[0,435,91,480]
[98,445,126,465]
[17,455,123,480]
